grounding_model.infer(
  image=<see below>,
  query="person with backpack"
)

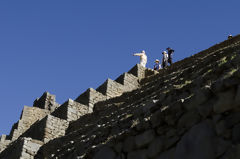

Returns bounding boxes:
[162,51,168,69]
[166,47,174,65]
[133,50,147,67]
[153,59,161,70]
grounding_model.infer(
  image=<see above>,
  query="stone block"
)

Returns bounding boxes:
[135,129,155,148]
[0,137,43,159]
[115,72,139,92]
[96,78,125,99]
[75,88,107,110]
[52,99,88,121]
[20,115,69,143]
[128,64,146,79]
[33,92,59,112]
[8,106,49,141]
[213,88,235,114]
[93,146,116,159]
[175,120,216,159]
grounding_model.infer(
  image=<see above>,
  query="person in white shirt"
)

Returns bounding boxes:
[162,51,168,69]
[133,50,147,67]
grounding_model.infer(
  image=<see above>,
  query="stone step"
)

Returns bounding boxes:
[20,115,69,143]
[115,72,140,92]
[33,92,60,112]
[8,106,49,141]
[0,135,11,153]
[0,137,43,159]
[75,88,107,112]
[128,64,150,79]
[96,78,125,99]
[51,99,89,122]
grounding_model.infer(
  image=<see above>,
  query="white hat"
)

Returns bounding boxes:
[162,51,167,54]
[155,59,160,63]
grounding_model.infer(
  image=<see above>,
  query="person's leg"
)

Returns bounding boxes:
[140,61,146,67]
[169,58,172,65]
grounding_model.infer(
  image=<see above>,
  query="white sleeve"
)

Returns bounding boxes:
[133,53,143,56]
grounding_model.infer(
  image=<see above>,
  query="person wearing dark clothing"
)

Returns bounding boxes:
[166,47,174,65]
[153,59,161,70]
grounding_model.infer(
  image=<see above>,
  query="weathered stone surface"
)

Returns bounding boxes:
[234,85,240,107]
[135,130,155,148]
[123,136,136,152]
[93,146,116,159]
[213,88,235,113]
[232,123,240,143]
[175,120,216,159]
[155,148,175,159]
[219,144,240,159]
[214,138,231,157]
[147,137,164,158]
[127,149,147,159]
[178,111,201,129]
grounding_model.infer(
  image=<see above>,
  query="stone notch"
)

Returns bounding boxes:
[0,135,11,153]
[20,115,69,143]
[51,99,89,121]
[0,137,43,159]
[128,64,156,79]
[33,92,59,112]
[8,106,49,141]
[75,88,107,111]
[96,78,125,99]
[115,72,140,92]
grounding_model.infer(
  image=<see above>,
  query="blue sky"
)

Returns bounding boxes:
[0,1,239,135]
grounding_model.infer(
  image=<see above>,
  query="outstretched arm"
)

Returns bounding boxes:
[133,53,143,56]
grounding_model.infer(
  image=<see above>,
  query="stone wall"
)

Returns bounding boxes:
[21,115,69,143]
[75,88,107,112]
[89,79,240,159]
[51,99,89,122]
[96,78,125,99]
[0,137,43,159]
[0,135,11,153]
[115,72,139,92]
[8,106,49,141]
[33,92,59,112]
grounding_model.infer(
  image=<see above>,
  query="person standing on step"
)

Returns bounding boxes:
[133,50,147,67]
[166,47,174,65]
[153,59,161,70]
[162,51,168,69]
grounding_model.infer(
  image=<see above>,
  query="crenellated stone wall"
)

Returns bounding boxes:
[1,35,240,159]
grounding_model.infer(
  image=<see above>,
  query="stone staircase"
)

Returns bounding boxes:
[0,63,154,158]
[1,34,240,159]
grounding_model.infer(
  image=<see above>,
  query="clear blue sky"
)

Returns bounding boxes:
[0,1,239,135]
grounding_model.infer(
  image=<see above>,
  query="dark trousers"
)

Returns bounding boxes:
[168,58,172,65]
[162,61,168,68]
